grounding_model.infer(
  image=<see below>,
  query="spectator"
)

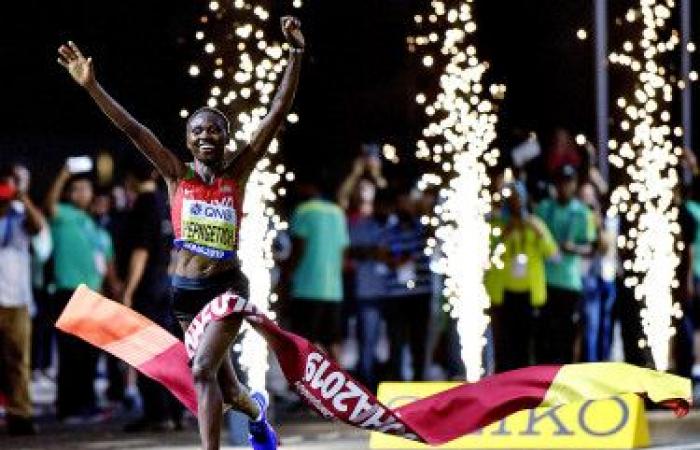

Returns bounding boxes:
[578,182,617,362]
[44,164,115,421]
[678,180,700,379]
[678,176,700,381]
[382,191,433,381]
[535,165,594,364]
[486,181,557,371]
[120,161,181,431]
[337,143,388,212]
[347,187,389,390]
[545,129,582,178]
[26,165,54,384]
[90,189,127,406]
[0,164,45,435]
[288,180,349,359]
[580,142,609,195]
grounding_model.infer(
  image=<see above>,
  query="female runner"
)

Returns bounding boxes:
[57,16,305,450]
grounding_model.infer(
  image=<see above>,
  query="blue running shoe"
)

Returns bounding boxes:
[248,391,277,450]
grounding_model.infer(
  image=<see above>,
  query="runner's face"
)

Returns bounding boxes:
[187,112,228,165]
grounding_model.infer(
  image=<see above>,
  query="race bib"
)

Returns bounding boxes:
[176,199,237,260]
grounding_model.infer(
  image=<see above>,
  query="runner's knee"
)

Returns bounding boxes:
[192,357,217,384]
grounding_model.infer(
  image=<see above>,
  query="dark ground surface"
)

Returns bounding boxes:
[3,409,700,449]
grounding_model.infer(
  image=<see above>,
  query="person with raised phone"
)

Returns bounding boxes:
[57,16,304,450]
[45,156,116,423]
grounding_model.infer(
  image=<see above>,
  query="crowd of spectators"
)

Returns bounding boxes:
[1,128,699,438]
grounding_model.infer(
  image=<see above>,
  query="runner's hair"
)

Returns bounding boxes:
[187,107,231,135]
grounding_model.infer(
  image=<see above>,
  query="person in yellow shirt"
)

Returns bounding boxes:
[486,181,558,371]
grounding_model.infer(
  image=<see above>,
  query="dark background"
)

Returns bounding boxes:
[0,0,697,193]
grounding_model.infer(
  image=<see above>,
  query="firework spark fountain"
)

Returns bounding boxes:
[608,0,682,370]
[411,0,501,382]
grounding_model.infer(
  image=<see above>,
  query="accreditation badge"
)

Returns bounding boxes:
[511,253,528,279]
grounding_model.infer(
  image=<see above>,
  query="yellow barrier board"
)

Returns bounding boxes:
[370,382,650,449]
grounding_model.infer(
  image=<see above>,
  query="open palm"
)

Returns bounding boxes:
[57,41,95,87]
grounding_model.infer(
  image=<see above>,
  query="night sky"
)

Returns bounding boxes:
[1,0,698,193]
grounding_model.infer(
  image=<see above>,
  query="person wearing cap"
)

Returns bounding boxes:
[0,164,45,435]
[44,163,115,421]
[535,164,595,364]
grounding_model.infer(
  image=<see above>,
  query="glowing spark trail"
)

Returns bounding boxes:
[412,0,501,382]
[608,0,682,370]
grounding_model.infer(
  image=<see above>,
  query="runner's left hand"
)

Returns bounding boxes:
[281,16,304,49]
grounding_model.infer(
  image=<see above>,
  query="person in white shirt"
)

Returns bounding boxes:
[0,164,46,436]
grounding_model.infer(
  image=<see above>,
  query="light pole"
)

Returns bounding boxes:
[594,0,609,181]
[680,0,692,153]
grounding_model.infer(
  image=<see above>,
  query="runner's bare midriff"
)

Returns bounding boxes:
[174,247,239,279]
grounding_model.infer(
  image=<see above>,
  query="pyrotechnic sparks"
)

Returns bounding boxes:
[186,1,299,393]
[608,0,682,370]
[412,0,501,382]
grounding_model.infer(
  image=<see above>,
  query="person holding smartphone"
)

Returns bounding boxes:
[44,159,116,422]
[58,16,303,450]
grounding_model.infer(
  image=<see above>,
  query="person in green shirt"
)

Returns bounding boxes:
[288,180,349,360]
[486,181,557,371]
[44,165,114,420]
[534,164,595,364]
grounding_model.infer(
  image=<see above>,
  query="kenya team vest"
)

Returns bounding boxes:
[171,167,242,260]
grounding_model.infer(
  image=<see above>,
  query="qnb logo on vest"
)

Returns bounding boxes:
[185,200,236,224]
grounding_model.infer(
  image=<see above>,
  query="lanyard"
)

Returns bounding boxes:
[510,226,524,256]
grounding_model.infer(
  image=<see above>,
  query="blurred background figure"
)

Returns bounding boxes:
[287,178,349,360]
[578,181,617,363]
[674,181,698,379]
[44,162,115,422]
[535,164,594,364]
[545,129,582,180]
[90,187,127,408]
[337,143,387,213]
[486,181,557,372]
[687,178,700,386]
[28,165,55,395]
[347,184,389,390]
[382,190,433,381]
[0,163,46,435]
[119,159,181,432]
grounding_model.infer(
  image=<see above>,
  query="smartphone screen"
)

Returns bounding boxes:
[67,156,94,174]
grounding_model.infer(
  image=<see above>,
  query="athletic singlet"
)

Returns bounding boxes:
[171,166,243,261]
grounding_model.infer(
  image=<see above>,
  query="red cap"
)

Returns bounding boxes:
[0,183,16,201]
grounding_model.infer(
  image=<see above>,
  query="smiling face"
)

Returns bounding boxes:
[186,110,229,166]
